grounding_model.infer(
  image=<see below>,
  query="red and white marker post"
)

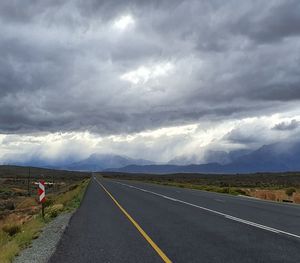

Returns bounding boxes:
[38,180,46,218]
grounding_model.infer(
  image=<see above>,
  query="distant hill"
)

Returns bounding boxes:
[4,155,77,170]
[0,165,89,179]
[105,163,224,174]
[5,140,300,174]
[4,153,155,172]
[106,141,300,174]
[66,154,155,171]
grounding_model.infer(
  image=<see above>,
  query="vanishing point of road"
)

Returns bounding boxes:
[50,177,300,263]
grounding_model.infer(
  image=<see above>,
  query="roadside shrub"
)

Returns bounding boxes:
[47,204,64,218]
[220,182,229,187]
[234,189,247,195]
[68,184,78,191]
[4,202,15,211]
[0,188,14,199]
[49,210,58,218]
[285,188,296,196]
[2,224,21,237]
[44,198,54,208]
[219,187,230,194]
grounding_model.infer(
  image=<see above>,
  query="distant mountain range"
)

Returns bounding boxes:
[65,154,154,171]
[167,149,252,165]
[4,140,300,173]
[106,141,300,174]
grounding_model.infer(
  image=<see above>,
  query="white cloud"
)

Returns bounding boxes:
[113,15,135,30]
[120,62,174,84]
[2,112,299,164]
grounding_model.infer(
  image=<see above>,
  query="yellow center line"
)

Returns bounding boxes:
[95,178,172,263]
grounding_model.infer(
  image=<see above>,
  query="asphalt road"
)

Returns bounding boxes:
[50,177,300,263]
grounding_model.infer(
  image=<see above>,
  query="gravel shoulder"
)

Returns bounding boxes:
[14,212,73,263]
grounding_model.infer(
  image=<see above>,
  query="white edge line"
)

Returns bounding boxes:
[113,181,300,240]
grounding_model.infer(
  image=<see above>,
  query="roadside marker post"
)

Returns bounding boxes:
[38,180,46,218]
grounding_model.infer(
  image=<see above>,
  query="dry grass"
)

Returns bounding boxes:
[54,179,89,211]
[0,179,89,262]
[0,216,44,263]
[0,240,19,263]
[16,197,37,209]
[247,189,300,203]
[293,193,300,203]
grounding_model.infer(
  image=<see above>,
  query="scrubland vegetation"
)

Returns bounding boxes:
[102,172,300,204]
[0,165,90,263]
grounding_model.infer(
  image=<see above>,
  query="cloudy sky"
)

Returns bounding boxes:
[1,0,300,164]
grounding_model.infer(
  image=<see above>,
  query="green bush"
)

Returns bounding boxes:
[49,210,58,218]
[219,187,230,194]
[226,188,247,196]
[68,184,78,191]
[4,202,15,211]
[2,224,21,237]
[43,198,54,208]
[285,188,296,196]
[47,204,64,219]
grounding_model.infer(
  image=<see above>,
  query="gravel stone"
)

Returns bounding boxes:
[14,212,73,263]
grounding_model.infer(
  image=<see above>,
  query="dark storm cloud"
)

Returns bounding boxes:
[223,128,261,144]
[0,0,300,135]
[231,0,300,43]
[272,119,300,131]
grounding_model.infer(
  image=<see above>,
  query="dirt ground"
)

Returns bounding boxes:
[246,188,300,204]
